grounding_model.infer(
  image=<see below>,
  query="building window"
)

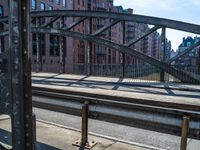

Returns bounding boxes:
[40,3,45,11]
[50,35,60,56]
[31,0,36,10]
[187,42,191,47]
[63,0,67,7]
[0,5,3,16]
[49,6,53,10]
[56,0,60,5]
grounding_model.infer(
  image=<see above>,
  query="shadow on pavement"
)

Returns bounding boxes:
[0,128,62,150]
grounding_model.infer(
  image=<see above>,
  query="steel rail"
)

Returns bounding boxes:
[31,27,200,84]
[32,85,200,140]
[30,10,200,34]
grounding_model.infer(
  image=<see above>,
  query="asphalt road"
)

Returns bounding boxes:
[33,107,200,150]
[32,75,200,149]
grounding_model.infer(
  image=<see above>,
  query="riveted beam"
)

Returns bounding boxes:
[160,27,166,82]
[9,0,34,149]
[31,10,200,34]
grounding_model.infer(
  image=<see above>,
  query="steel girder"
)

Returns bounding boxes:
[2,10,200,64]
[30,10,200,82]
[31,10,200,34]
[32,27,200,84]
[0,0,34,149]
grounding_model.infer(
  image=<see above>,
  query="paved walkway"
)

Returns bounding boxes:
[0,116,156,150]
[32,72,200,91]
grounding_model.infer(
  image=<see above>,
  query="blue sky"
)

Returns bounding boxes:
[114,0,200,50]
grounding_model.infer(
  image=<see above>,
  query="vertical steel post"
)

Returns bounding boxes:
[160,27,166,82]
[87,0,92,75]
[73,101,96,149]
[122,21,126,78]
[88,17,93,75]
[81,101,89,146]
[180,116,190,150]
[32,114,37,150]
[9,0,34,149]
[36,18,40,72]
[59,17,66,73]
[62,17,66,73]
[198,48,200,75]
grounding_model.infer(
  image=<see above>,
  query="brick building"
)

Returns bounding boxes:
[176,36,200,67]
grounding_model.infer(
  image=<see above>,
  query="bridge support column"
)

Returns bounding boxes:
[121,21,126,78]
[73,101,96,149]
[59,17,66,73]
[198,48,200,75]
[87,17,93,76]
[9,0,34,149]
[180,116,190,150]
[36,18,40,72]
[160,27,166,82]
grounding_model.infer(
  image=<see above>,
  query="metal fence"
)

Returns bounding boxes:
[73,63,200,83]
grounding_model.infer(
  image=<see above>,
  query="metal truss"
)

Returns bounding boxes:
[0,0,34,149]
[32,27,200,84]
[31,10,200,34]
[29,10,200,84]
[1,10,200,81]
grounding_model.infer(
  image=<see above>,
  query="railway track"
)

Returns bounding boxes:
[32,84,200,141]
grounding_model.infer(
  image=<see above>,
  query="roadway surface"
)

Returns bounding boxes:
[32,73,200,99]
[32,73,200,150]
[33,107,200,150]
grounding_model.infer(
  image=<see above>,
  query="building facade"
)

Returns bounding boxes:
[176,36,200,67]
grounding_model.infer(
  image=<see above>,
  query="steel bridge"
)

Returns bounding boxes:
[0,1,200,150]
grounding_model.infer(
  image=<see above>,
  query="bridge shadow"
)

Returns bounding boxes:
[0,128,61,150]
[32,74,200,99]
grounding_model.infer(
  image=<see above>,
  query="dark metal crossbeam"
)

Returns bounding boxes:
[0,16,8,23]
[41,16,60,27]
[31,10,200,34]
[168,41,200,63]
[93,19,121,36]
[31,27,200,84]
[65,17,87,31]
[126,26,161,47]
[0,30,8,37]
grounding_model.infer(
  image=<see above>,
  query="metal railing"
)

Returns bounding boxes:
[73,63,200,83]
